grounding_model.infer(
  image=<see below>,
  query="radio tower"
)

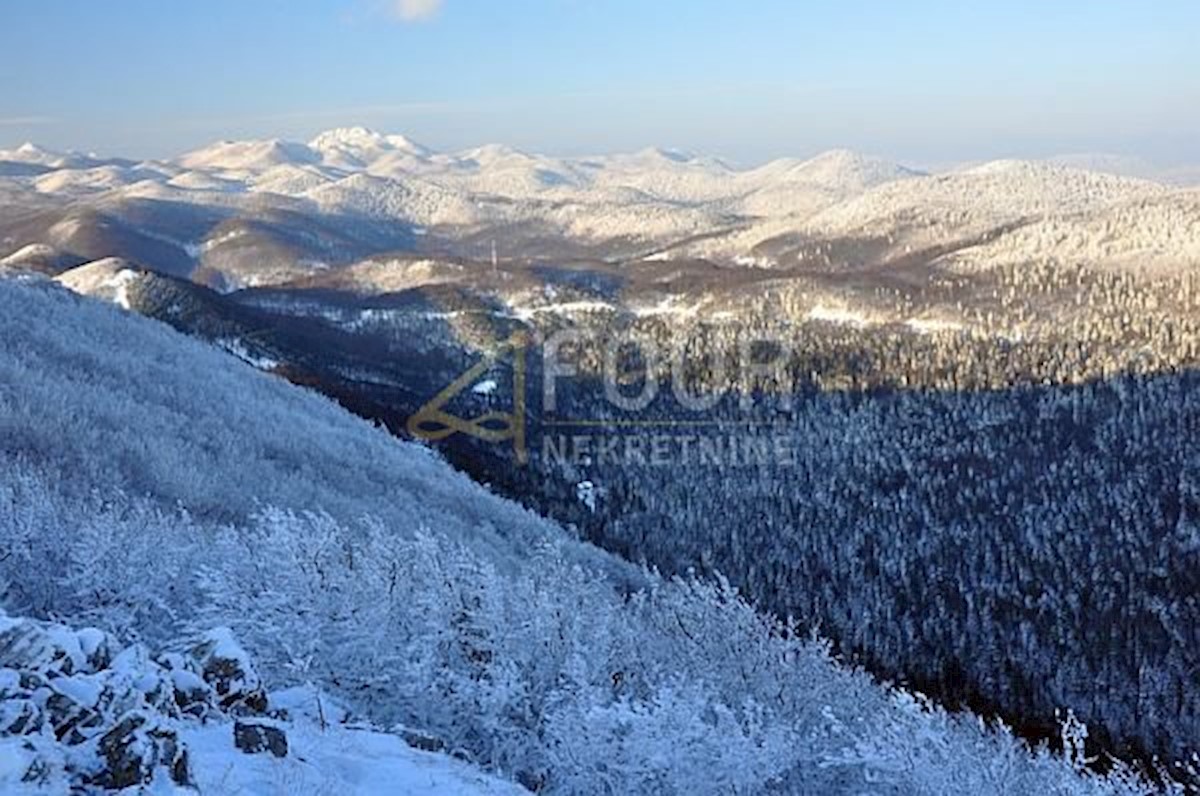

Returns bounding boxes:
[491,240,498,276]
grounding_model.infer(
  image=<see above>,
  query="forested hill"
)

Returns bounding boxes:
[0,274,1162,794]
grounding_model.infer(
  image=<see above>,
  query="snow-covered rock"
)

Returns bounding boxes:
[188,627,267,715]
[0,614,520,795]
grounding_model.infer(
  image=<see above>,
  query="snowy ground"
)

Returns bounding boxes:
[181,722,523,796]
[0,723,523,796]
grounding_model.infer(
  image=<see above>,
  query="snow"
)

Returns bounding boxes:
[269,685,351,726]
[807,304,870,327]
[50,674,103,709]
[906,317,963,334]
[10,128,1192,277]
[0,697,519,796]
[54,259,142,309]
[309,126,431,169]
[512,299,616,320]
[0,739,37,792]
[630,297,702,318]
[0,131,928,258]
[181,721,523,796]
[0,244,59,267]
[576,480,597,513]
[75,627,106,659]
[170,667,209,695]
[472,379,498,395]
[202,627,244,660]
[214,336,281,371]
[0,142,65,167]
[177,138,321,172]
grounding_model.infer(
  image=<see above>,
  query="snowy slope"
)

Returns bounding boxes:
[687,158,1200,273]
[177,138,321,172]
[0,274,1161,795]
[180,722,524,796]
[940,188,1200,273]
[807,160,1165,238]
[54,256,142,307]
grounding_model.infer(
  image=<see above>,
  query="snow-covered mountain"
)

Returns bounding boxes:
[176,138,322,172]
[309,125,432,170]
[0,274,1158,794]
[0,142,134,172]
[2,128,1199,290]
[1048,153,1200,187]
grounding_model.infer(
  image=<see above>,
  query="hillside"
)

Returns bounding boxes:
[0,274,1160,794]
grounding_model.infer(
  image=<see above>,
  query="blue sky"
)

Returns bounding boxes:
[2,0,1198,165]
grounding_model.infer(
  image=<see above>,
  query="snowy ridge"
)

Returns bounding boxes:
[176,138,321,172]
[54,257,143,308]
[807,160,1166,237]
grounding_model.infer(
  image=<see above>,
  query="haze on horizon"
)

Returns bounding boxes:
[2,0,1198,168]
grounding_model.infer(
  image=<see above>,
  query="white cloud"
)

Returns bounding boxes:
[392,0,443,22]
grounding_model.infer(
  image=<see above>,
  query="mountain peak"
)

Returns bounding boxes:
[309,127,430,159]
[176,138,319,171]
[4,141,62,165]
[309,126,387,149]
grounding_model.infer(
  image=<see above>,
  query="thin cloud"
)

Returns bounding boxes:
[0,116,55,127]
[392,0,443,22]
[161,100,488,133]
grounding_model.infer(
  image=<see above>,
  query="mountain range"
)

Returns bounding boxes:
[4,128,1197,294]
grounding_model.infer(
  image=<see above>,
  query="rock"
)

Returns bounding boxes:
[516,769,547,792]
[233,720,288,758]
[44,689,103,744]
[150,725,193,787]
[171,669,215,717]
[93,712,192,790]
[0,700,40,735]
[400,728,445,753]
[0,617,103,678]
[0,668,20,699]
[0,618,214,791]
[107,644,179,718]
[95,714,152,790]
[75,628,113,672]
[157,653,217,718]
[190,628,267,715]
[20,748,52,785]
